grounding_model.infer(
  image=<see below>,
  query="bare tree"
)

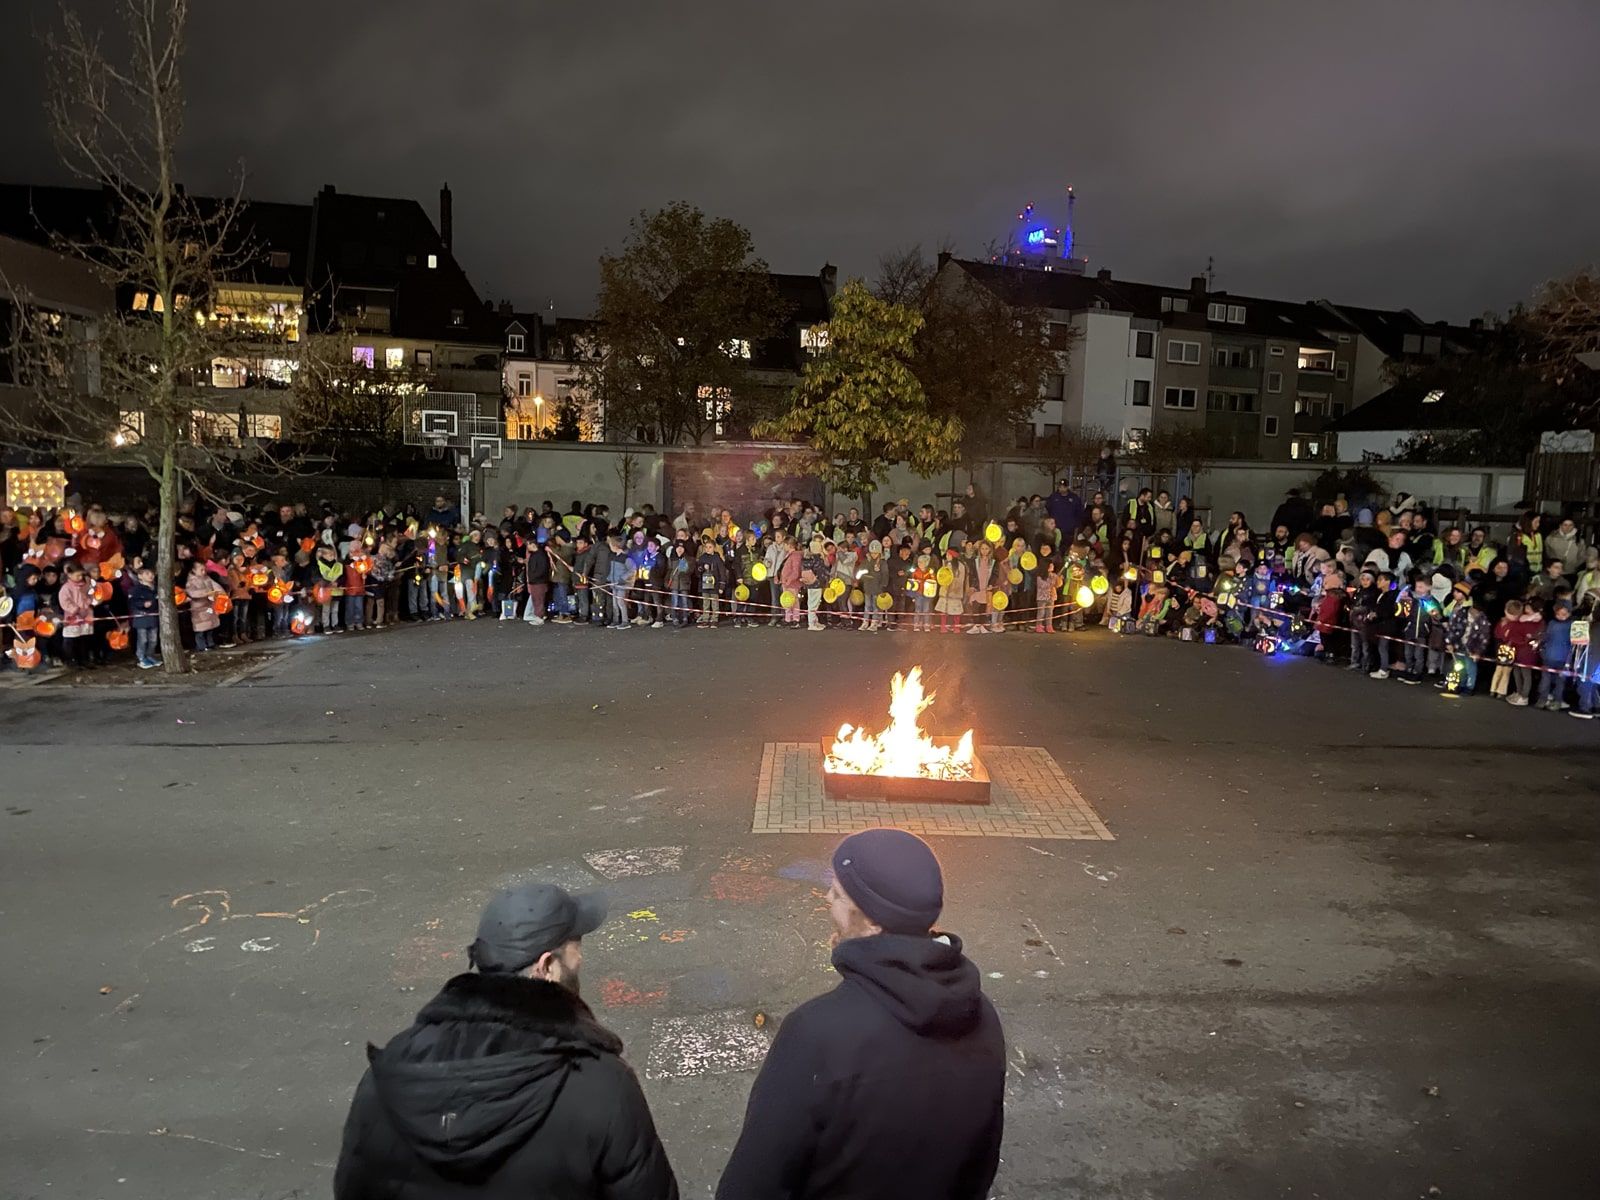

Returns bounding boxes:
[3,0,293,673]
[1032,424,1110,487]
[292,332,430,500]
[1526,268,1600,394]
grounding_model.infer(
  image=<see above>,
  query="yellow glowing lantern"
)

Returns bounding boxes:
[875,592,894,611]
[1008,567,1023,585]
[734,583,750,602]
[779,589,798,608]
[1020,551,1038,571]
[1075,585,1095,609]
[751,562,768,582]
[1090,574,1109,595]
[984,521,1003,544]
[825,579,845,602]
[936,565,954,588]
[991,591,1009,611]
[850,588,865,606]
[1123,566,1138,582]
[921,579,938,598]
[1152,570,1165,584]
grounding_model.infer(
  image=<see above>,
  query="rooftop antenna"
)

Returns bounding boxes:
[1063,186,1075,261]
[1205,255,1215,290]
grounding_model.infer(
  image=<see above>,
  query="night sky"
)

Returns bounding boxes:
[4,0,1598,321]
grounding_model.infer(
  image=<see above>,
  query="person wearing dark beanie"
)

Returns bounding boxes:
[718,829,1006,1200]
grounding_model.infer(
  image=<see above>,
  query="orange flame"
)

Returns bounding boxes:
[825,666,975,781]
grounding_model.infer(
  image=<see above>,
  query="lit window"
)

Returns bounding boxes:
[1423,389,1444,404]
[427,254,438,269]
[801,325,830,353]
[1298,348,1335,371]
[450,309,464,327]
[415,349,433,369]
[210,357,246,388]
[723,339,751,359]
[508,333,525,353]
[385,347,405,370]
[152,293,165,313]
[517,422,534,440]
[117,411,145,444]
[245,413,282,439]
[698,384,733,434]
[352,345,375,368]
[131,291,150,311]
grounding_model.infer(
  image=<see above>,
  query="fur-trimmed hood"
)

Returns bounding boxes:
[364,973,621,1181]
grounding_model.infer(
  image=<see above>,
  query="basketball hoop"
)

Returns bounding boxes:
[423,431,448,461]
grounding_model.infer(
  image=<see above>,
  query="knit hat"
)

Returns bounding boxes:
[831,829,944,935]
[869,539,883,554]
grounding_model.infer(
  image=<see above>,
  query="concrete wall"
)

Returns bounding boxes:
[1192,461,1524,528]
[483,442,665,515]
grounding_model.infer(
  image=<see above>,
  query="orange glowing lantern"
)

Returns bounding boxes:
[267,583,287,604]
[67,513,86,534]
[10,636,41,669]
[249,568,272,589]
[173,587,188,606]
[34,616,58,637]
[93,581,114,603]
[106,628,130,651]
[212,594,233,615]
[16,610,37,632]
[312,583,333,605]
[290,612,311,635]
[354,557,372,575]
[300,537,317,553]
[98,560,119,581]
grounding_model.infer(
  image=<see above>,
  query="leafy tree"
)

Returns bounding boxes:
[588,202,787,445]
[539,394,584,441]
[1524,268,1600,396]
[875,246,1061,471]
[756,279,959,506]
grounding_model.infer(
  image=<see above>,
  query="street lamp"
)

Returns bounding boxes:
[533,392,546,431]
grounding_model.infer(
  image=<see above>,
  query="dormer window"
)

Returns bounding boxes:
[508,333,525,353]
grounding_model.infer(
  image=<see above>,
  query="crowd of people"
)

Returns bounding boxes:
[1,480,1595,714]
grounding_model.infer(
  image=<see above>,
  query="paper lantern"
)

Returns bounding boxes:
[67,513,86,534]
[250,569,272,588]
[1075,585,1095,609]
[99,561,119,581]
[355,558,372,575]
[16,610,36,632]
[1150,546,1162,559]
[107,628,129,651]
[0,595,11,618]
[300,537,316,553]
[34,617,58,637]
[212,594,233,615]
[1151,570,1165,584]
[875,592,894,611]
[10,636,41,669]
[1008,567,1024,585]
[267,584,287,604]
[991,591,1009,611]
[312,583,333,605]
[779,589,798,609]
[1090,575,1109,595]
[1123,567,1138,582]
[290,612,311,635]
[1020,551,1038,571]
[936,566,954,588]
[825,579,846,602]
[850,588,865,606]
[921,579,938,598]
[734,583,750,602]
[173,587,188,606]
[984,521,1003,543]
[93,581,113,603]
[751,562,768,582]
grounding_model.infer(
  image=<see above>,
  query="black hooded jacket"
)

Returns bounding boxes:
[716,932,1005,1200]
[334,973,676,1200]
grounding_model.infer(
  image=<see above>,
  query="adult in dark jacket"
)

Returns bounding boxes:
[334,881,676,1200]
[1043,479,1084,540]
[717,830,1005,1200]
[1269,489,1313,537]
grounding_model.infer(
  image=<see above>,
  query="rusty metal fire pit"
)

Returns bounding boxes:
[820,741,992,805]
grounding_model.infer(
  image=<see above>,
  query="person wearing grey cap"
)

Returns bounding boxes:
[717,829,1005,1200]
[334,882,677,1199]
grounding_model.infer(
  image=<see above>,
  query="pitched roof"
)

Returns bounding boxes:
[1327,381,1480,432]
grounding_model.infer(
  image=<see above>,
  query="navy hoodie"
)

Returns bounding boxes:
[717,932,1005,1200]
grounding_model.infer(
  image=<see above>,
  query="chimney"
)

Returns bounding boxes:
[819,262,838,299]
[1189,275,1208,300]
[497,299,513,316]
[937,250,953,269]
[1096,268,1112,282]
[1468,317,1483,331]
[439,182,453,252]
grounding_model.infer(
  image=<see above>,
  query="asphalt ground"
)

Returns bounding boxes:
[2,619,1597,1199]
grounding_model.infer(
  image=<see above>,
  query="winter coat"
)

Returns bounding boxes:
[186,574,222,633]
[1540,615,1574,667]
[571,543,598,587]
[129,581,160,631]
[935,559,969,615]
[1545,530,1586,575]
[859,554,889,598]
[1500,615,1543,667]
[1313,590,1344,636]
[716,933,1003,1200]
[334,973,676,1200]
[58,577,95,636]
[968,556,1000,607]
[524,545,551,587]
[778,548,803,591]
[694,552,727,594]
[1446,603,1491,657]
[342,562,367,597]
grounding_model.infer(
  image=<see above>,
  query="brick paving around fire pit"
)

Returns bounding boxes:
[753,743,1113,839]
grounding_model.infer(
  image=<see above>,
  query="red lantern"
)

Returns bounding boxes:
[212,594,233,615]
[34,617,58,638]
[107,628,130,651]
[354,557,371,575]
[300,537,316,553]
[93,581,113,603]
[312,582,333,605]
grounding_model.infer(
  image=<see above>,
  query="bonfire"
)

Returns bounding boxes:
[825,666,976,782]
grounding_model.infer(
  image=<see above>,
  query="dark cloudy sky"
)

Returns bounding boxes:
[5,1,1598,321]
